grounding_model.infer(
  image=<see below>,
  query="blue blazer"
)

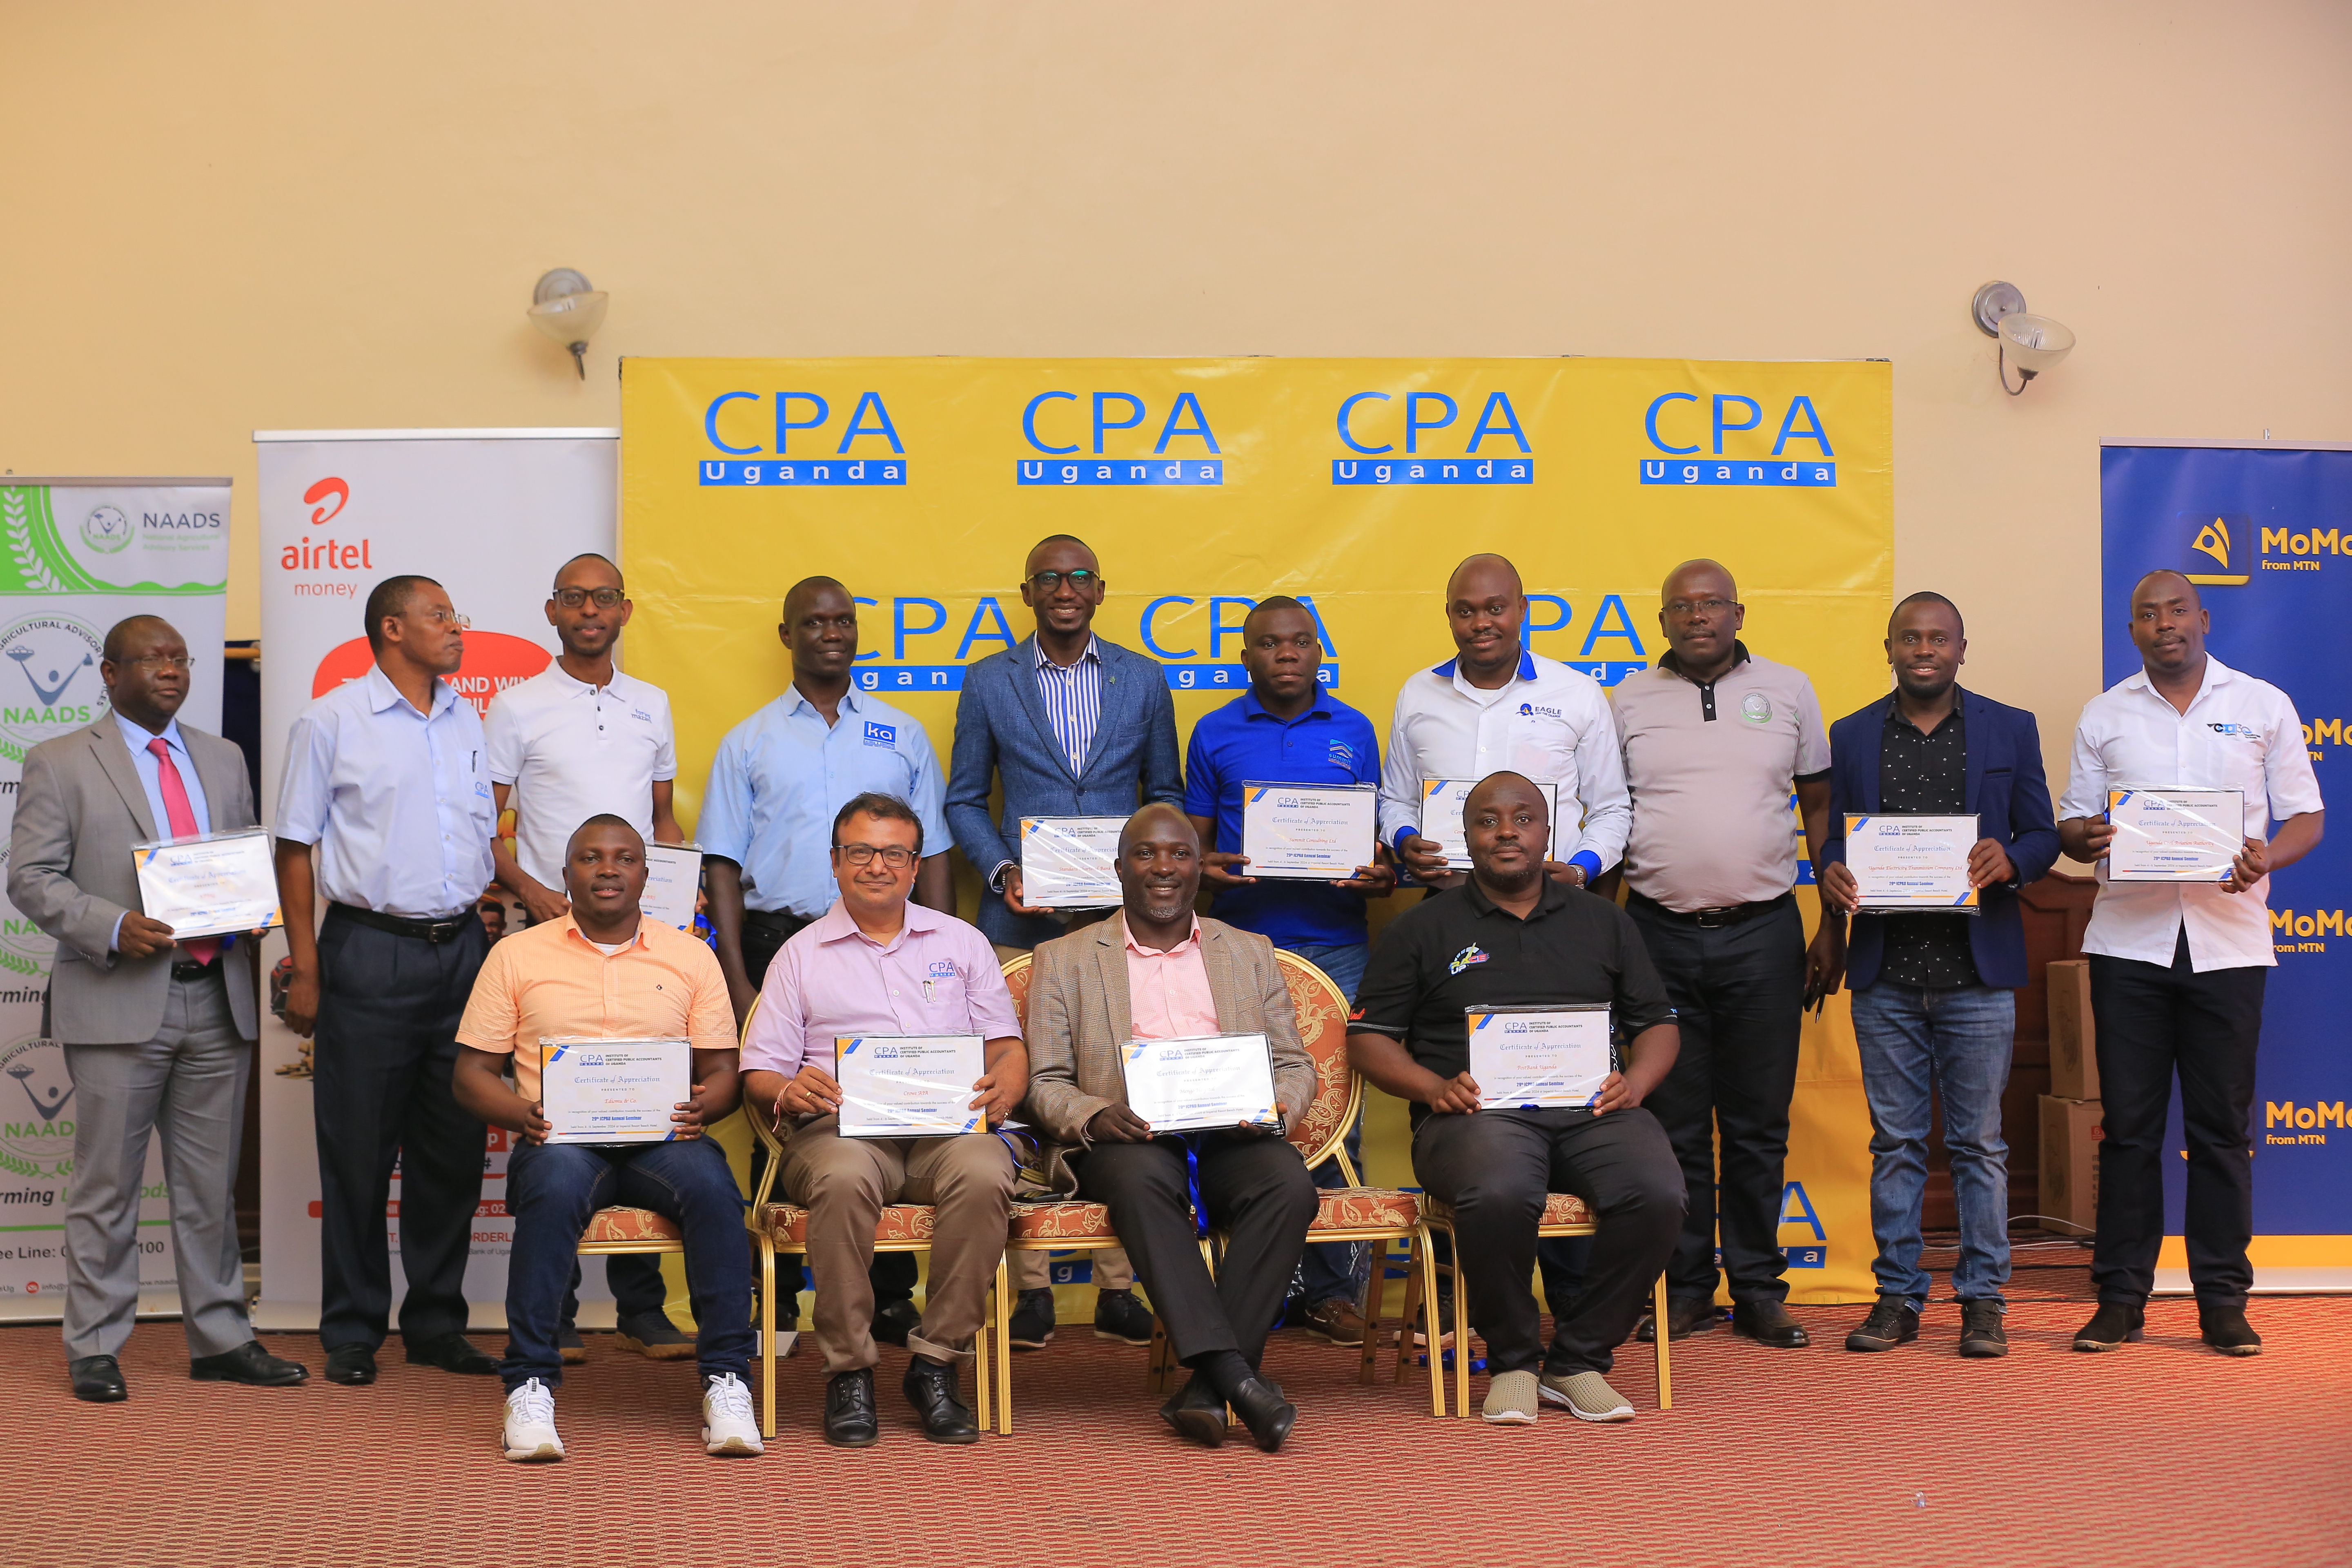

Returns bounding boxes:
[1819,688,2060,991]
[946,635,1182,947]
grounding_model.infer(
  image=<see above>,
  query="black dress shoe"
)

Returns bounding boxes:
[1158,1372,1226,1448]
[2071,1300,2145,1352]
[324,1345,378,1385]
[69,1354,127,1403]
[406,1332,499,1375]
[1093,1288,1157,1346]
[190,1340,310,1386]
[1731,1299,1811,1348]
[902,1358,980,1444]
[824,1368,880,1447]
[1636,1295,1724,1343]
[1228,1376,1297,1453]
[872,1298,922,1350]
[2198,1303,2263,1357]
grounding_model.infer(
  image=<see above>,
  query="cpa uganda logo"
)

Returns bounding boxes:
[0,612,104,762]
[80,505,133,555]
[0,1037,76,1180]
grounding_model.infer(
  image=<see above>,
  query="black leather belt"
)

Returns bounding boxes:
[327,902,474,943]
[1627,890,1792,930]
[171,960,220,982]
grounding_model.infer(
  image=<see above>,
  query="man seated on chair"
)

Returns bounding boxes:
[739,791,1027,1448]
[1022,802,1319,1452]
[451,815,757,1463]
[1345,772,1686,1427]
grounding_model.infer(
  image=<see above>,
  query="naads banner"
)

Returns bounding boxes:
[624,357,1893,1302]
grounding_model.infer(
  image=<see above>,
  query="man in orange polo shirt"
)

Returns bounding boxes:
[452,814,756,1462]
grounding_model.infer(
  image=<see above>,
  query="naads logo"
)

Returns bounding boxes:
[0,613,105,760]
[0,1037,76,1179]
[80,505,133,555]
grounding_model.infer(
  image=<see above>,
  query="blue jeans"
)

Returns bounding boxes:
[1285,942,1372,1312]
[502,1136,753,1390]
[1850,983,2016,1306]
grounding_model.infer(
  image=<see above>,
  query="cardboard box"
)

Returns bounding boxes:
[2046,959,2098,1100]
[2039,1094,2103,1234]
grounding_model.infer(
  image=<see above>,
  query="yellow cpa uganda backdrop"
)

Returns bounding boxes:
[622,356,1891,1305]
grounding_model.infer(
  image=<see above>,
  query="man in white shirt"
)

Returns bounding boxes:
[484,551,690,1365]
[2057,570,2324,1356]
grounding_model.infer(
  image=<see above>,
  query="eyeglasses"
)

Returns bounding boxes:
[1028,569,1100,592]
[417,607,472,629]
[834,842,917,869]
[554,588,626,610]
[1664,597,1735,619]
[125,655,193,672]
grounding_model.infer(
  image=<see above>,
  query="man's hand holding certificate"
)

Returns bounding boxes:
[133,826,281,941]
[539,1037,691,1145]
[833,1035,989,1138]
[1466,1006,1613,1110]
[1120,1032,1281,1134]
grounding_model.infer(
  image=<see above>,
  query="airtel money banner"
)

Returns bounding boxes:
[622,358,1893,1303]
[253,430,614,1329]
[0,478,229,1320]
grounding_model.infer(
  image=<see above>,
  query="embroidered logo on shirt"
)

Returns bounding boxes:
[1741,693,1773,724]
[927,960,959,979]
[1327,740,1356,767]
[862,721,896,746]
[1448,944,1489,975]
[1517,702,1563,719]
[2207,722,2258,739]
[630,708,654,723]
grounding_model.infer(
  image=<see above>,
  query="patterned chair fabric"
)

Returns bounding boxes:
[1007,1200,1118,1241]
[1420,1191,1595,1229]
[755,1202,937,1247]
[580,1206,682,1245]
[1312,1187,1422,1231]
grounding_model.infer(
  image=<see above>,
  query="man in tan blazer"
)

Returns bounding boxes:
[1022,802,1317,1452]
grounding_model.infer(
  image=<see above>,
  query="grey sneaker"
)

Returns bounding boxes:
[1539,1368,1634,1423]
[1481,1369,1539,1425]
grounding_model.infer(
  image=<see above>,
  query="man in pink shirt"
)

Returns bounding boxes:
[1022,803,1318,1452]
[739,793,1027,1448]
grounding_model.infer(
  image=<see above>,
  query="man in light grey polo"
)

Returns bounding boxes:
[1610,559,1840,1350]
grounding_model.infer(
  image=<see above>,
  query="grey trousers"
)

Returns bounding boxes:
[61,971,253,1361]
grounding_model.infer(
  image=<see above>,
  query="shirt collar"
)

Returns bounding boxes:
[362,661,454,719]
[556,913,646,954]
[548,662,630,698]
[1239,686,1335,723]
[1432,648,1538,683]
[1034,634,1102,671]
[114,710,187,756]
[2122,654,2234,704]
[809,895,941,952]
[784,683,864,720]
[1657,640,1752,683]
[1120,911,1202,956]
[1459,873,1571,921]
[1882,685,1967,730]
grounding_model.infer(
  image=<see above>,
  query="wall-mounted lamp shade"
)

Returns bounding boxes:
[1997,313,2074,379]
[528,270,607,379]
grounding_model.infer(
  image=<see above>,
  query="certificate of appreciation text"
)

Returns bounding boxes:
[1019,816,1126,908]
[132,827,282,941]
[1466,1006,1613,1109]
[835,1034,986,1138]
[1121,1032,1280,1133]
[540,1037,689,1144]
[1241,782,1376,880]
[1843,814,1980,914]
[2107,787,2244,883]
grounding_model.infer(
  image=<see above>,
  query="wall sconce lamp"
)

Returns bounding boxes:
[528,269,608,379]
[1971,281,2075,395]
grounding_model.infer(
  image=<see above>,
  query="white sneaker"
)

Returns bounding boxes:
[702,1372,764,1456]
[502,1378,564,1462]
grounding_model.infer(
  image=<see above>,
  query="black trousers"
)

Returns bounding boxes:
[1630,895,1806,1305]
[312,909,490,1351]
[2088,928,2267,1307]
[1075,1133,1316,1367]
[1413,1106,1684,1376]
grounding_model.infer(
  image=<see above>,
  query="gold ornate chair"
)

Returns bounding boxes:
[739,998,997,1440]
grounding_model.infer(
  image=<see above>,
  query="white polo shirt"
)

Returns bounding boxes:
[483,663,677,889]
[2057,656,2323,971]
[1376,648,1630,877]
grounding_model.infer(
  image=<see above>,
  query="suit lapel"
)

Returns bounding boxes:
[1077,647,1120,779]
[1958,688,1988,818]
[1852,697,1890,813]
[84,720,158,840]
[1009,636,1079,785]
[1199,921,1241,1031]
[1091,917,1135,1043]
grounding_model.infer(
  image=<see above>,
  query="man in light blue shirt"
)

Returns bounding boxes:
[274,575,501,1389]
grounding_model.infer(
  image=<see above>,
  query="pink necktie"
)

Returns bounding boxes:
[147,738,220,966]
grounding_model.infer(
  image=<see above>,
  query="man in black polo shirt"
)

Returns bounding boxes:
[1348,772,1684,1427]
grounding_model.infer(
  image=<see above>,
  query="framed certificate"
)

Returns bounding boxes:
[1419,778,1559,872]
[539,1037,689,1144]
[1120,1032,1281,1134]
[1466,1005,1613,1109]
[2107,787,2244,883]
[1018,816,1125,908]
[132,827,282,941]
[1843,814,1981,915]
[639,841,703,933]
[1240,782,1376,880]
[835,1034,986,1138]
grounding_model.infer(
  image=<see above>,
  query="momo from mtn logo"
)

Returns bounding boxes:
[2183,515,2252,586]
[0,1037,76,1180]
[0,613,105,757]
[80,505,133,555]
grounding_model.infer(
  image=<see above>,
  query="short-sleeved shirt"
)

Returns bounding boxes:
[696,686,948,920]
[1183,687,1381,948]
[484,664,677,889]
[2057,655,2324,971]
[275,663,496,919]
[1611,644,1831,912]
[739,899,1018,1079]
[454,913,736,1102]
[1350,878,1676,1127]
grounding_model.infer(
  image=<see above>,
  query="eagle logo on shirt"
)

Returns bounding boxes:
[1449,944,1489,975]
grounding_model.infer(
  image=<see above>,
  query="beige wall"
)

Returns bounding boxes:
[5,0,2348,789]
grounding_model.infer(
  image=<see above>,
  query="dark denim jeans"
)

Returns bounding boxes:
[1851,982,2016,1305]
[1286,942,1373,1313]
[502,1136,752,1391]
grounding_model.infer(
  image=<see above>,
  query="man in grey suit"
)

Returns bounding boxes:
[9,615,306,1401]
[945,532,1180,1349]
[1022,804,1319,1451]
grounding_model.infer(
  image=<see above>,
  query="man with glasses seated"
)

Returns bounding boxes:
[945,534,1180,1352]
[739,793,1027,1447]
[484,552,693,1366]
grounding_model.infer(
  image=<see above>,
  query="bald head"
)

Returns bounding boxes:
[1115,802,1201,930]
[784,575,849,622]
[2132,569,2202,612]
[1448,553,1522,599]
[102,614,178,664]
[1658,558,1745,677]
[1662,558,1738,604]
[1118,802,1198,858]
[1461,771,1550,892]
[1444,555,1528,682]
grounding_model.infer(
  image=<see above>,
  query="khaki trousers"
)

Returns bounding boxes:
[781,1115,1016,1375]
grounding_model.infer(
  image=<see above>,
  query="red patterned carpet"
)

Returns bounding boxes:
[16,1271,2349,1568]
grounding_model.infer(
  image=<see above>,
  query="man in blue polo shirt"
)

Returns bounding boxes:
[1185,595,1393,1346]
